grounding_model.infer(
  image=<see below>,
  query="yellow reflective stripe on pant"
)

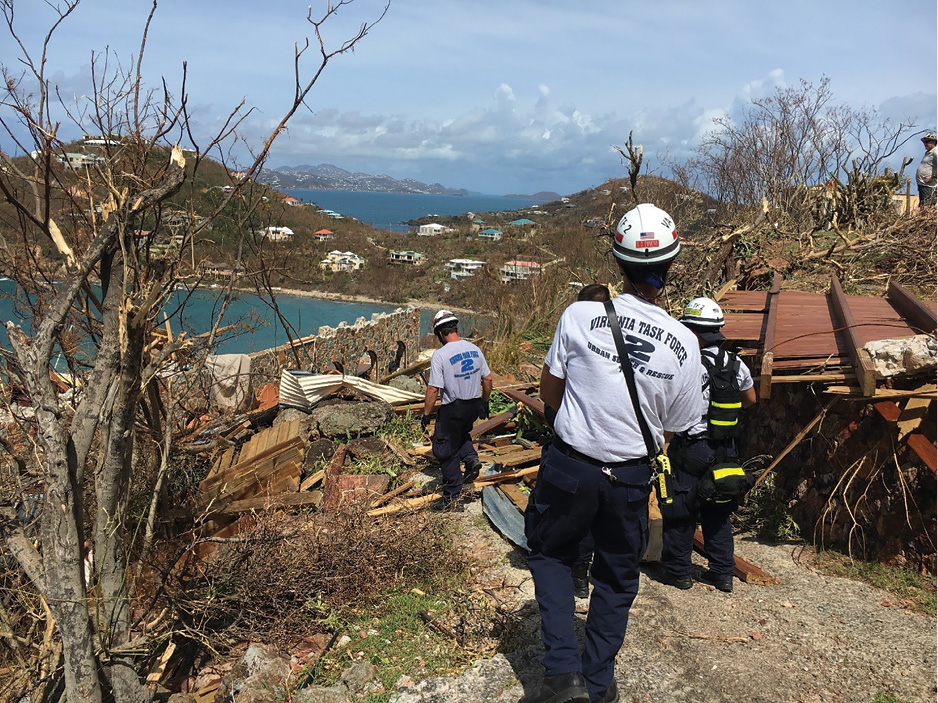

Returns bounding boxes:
[711,401,741,409]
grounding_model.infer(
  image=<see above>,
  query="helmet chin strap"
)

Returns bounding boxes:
[627,276,665,303]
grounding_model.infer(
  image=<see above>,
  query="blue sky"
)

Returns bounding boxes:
[2,0,936,195]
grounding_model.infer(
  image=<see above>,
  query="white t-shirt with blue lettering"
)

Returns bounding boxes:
[544,294,704,462]
[428,339,491,406]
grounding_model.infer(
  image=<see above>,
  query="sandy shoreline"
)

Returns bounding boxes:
[233,285,484,318]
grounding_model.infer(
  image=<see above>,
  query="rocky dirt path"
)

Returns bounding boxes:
[391,501,937,703]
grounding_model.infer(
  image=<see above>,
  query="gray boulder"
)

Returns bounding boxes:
[309,400,394,439]
[864,335,936,379]
[215,644,291,703]
[292,663,381,702]
[292,686,350,703]
[388,375,424,395]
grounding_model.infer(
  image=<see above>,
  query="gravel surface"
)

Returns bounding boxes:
[390,500,937,703]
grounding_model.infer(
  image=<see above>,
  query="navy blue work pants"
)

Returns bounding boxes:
[524,443,651,701]
[432,398,481,499]
[660,437,738,580]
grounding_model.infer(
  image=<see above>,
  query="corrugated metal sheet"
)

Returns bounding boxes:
[278,370,423,410]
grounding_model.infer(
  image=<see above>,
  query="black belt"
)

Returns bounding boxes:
[679,432,708,441]
[552,437,648,469]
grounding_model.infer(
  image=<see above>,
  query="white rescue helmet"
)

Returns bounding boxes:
[432,309,459,333]
[613,203,680,265]
[680,297,725,329]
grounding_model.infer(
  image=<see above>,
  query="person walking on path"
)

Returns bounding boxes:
[524,204,703,703]
[658,297,757,594]
[916,132,937,207]
[422,310,492,510]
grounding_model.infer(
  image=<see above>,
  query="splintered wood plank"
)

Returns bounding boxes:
[192,684,220,703]
[370,480,416,508]
[897,397,932,440]
[206,447,235,482]
[472,464,540,486]
[824,384,937,398]
[470,408,518,439]
[221,490,323,515]
[500,483,529,511]
[488,448,542,468]
[211,459,301,507]
[300,470,325,492]
[193,515,257,562]
[758,273,782,399]
[146,641,176,687]
[829,275,876,397]
[385,437,416,466]
[199,436,304,493]
[693,530,777,585]
[873,401,902,424]
[886,279,937,334]
[906,433,937,474]
[321,444,349,512]
[198,441,305,508]
[496,387,546,419]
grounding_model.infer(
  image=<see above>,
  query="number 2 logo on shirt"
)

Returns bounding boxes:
[460,358,474,373]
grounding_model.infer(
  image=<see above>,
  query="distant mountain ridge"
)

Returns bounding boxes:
[258,164,470,196]
[504,191,562,201]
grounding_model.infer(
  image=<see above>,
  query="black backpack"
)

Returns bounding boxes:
[701,349,742,440]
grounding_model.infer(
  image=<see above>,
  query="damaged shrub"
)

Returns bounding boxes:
[184,508,471,648]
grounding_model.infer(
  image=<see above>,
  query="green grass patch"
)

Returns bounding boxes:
[312,589,473,702]
[381,412,424,447]
[870,691,914,703]
[812,550,936,617]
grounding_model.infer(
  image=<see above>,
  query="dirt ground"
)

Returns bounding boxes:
[390,499,937,703]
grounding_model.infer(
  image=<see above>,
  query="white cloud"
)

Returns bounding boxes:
[2,1,935,195]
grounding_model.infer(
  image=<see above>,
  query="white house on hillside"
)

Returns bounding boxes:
[479,228,503,241]
[389,250,425,265]
[262,226,294,242]
[445,259,485,280]
[320,250,365,272]
[417,223,453,236]
[500,260,541,282]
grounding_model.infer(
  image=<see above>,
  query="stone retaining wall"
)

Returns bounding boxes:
[249,307,421,385]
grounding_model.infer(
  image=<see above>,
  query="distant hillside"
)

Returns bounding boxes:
[504,191,562,201]
[258,164,469,196]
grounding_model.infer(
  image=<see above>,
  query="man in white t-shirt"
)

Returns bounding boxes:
[523,204,702,703]
[659,297,757,594]
[916,132,937,207]
[422,310,492,510]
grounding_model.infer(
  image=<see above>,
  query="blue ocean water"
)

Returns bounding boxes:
[0,278,415,357]
[285,189,539,232]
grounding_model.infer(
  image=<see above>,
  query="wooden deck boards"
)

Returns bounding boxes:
[718,278,934,396]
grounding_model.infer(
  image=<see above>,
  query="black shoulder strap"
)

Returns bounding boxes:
[603,299,659,458]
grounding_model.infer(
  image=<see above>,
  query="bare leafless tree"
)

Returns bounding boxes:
[0,2,386,702]
[691,77,918,230]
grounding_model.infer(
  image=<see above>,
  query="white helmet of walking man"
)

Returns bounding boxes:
[680,297,725,329]
[432,309,459,334]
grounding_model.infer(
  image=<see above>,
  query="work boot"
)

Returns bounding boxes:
[595,680,619,703]
[696,569,733,592]
[520,673,589,703]
[657,568,693,590]
[431,496,463,513]
[463,459,483,484]
[571,561,590,599]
